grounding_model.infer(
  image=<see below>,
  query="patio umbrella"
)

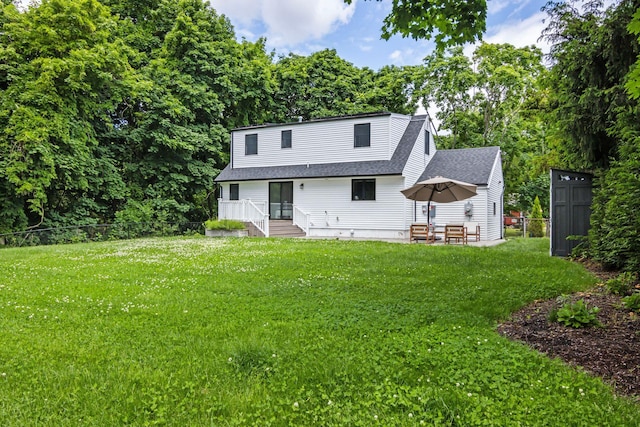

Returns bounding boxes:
[401,176,477,222]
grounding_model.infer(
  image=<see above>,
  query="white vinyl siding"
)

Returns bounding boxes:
[485,152,504,240]
[388,115,411,156]
[220,182,266,204]
[300,176,409,235]
[232,115,400,169]
[401,119,432,196]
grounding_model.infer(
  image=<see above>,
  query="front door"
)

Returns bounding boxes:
[269,182,293,220]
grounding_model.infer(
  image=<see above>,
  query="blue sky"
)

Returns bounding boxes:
[208,0,551,70]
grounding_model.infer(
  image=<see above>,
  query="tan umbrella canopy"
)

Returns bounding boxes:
[401,176,477,222]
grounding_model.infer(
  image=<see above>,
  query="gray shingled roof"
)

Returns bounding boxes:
[215,115,427,182]
[232,111,393,131]
[416,146,500,186]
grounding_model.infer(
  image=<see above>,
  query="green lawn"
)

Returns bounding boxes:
[0,237,637,426]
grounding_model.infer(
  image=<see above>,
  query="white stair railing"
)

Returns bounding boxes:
[218,199,269,237]
[292,205,310,235]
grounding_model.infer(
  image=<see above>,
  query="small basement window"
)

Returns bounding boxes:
[352,179,375,200]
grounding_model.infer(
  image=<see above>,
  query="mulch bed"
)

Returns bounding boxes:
[496,262,640,400]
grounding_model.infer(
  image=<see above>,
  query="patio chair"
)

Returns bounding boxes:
[410,223,434,244]
[445,224,466,244]
[464,222,480,242]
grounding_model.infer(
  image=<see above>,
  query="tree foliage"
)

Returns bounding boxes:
[0,0,420,233]
[344,0,486,49]
[544,0,640,271]
[415,43,547,204]
[0,0,135,229]
[271,49,416,122]
[543,0,640,170]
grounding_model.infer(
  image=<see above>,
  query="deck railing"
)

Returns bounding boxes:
[292,205,311,235]
[218,199,269,237]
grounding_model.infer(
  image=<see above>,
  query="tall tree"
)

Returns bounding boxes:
[415,46,479,148]
[543,0,639,169]
[0,0,135,228]
[473,43,544,147]
[271,49,416,122]
[544,0,640,270]
[415,43,547,199]
[106,0,275,223]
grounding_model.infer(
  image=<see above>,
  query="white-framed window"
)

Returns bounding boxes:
[245,134,258,155]
[352,179,375,200]
[281,130,292,148]
[230,184,239,200]
[425,130,430,155]
[354,123,370,148]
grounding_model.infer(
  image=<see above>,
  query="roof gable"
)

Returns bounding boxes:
[416,146,501,186]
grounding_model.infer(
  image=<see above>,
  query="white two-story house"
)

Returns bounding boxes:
[215,112,504,241]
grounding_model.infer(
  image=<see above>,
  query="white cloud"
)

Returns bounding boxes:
[488,0,533,19]
[484,12,550,54]
[209,0,262,25]
[389,50,403,62]
[209,0,356,47]
[487,0,512,16]
[388,48,417,65]
[353,36,374,52]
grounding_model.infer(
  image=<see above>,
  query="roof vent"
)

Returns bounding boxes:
[298,116,303,122]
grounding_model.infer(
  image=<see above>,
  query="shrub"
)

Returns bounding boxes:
[528,196,544,237]
[588,140,640,272]
[605,272,637,296]
[555,299,600,328]
[622,293,640,312]
[204,219,245,230]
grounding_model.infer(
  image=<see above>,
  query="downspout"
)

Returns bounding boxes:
[500,180,505,239]
[229,133,233,169]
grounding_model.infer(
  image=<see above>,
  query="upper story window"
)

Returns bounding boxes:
[354,123,371,148]
[230,184,239,200]
[245,134,258,155]
[352,179,376,200]
[425,130,431,155]
[281,130,292,149]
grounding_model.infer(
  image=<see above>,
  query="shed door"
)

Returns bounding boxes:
[550,169,593,257]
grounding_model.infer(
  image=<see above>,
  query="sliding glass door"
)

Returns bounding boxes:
[269,182,293,220]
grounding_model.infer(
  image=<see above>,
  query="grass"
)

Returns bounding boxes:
[0,237,638,426]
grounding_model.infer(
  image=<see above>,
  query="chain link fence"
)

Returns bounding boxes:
[504,217,550,238]
[0,222,204,248]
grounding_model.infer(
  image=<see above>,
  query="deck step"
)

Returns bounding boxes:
[269,220,306,237]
